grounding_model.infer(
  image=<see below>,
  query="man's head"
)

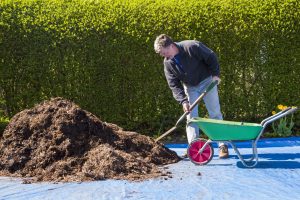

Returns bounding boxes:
[154,34,178,59]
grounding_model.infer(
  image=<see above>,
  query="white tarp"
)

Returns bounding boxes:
[1,137,300,200]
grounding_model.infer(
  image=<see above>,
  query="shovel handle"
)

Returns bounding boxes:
[175,80,218,126]
[155,126,177,142]
[155,80,218,142]
[189,80,218,111]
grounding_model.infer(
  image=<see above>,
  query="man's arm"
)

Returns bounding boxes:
[164,64,188,104]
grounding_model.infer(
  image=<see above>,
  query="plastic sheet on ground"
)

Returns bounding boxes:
[1,137,300,200]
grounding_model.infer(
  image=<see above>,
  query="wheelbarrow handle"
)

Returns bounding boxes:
[261,106,298,127]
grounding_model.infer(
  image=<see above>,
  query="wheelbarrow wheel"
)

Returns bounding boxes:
[187,138,214,165]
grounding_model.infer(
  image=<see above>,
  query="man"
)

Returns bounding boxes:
[154,34,228,159]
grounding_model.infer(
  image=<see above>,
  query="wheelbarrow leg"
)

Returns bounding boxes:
[242,140,256,162]
[229,141,258,168]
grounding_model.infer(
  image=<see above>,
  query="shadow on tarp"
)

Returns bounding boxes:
[259,153,300,160]
[165,137,300,149]
[230,153,300,161]
[234,152,300,169]
[236,160,300,169]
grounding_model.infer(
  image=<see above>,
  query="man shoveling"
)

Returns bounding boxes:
[154,34,229,159]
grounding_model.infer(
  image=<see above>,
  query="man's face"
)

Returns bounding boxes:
[159,44,176,59]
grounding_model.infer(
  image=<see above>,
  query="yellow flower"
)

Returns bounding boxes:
[272,111,276,115]
[277,104,284,110]
[282,106,288,110]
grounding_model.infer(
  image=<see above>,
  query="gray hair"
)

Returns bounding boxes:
[154,34,174,53]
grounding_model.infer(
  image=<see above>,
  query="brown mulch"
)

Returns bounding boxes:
[0,97,180,183]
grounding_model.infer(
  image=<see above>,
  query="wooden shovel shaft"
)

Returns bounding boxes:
[155,80,218,143]
[154,93,205,143]
[155,126,177,142]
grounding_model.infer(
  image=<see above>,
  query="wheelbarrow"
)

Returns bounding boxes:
[187,107,298,167]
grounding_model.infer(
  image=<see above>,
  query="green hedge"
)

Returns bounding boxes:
[0,0,299,136]
[0,117,9,137]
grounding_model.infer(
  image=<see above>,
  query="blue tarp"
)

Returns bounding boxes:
[1,137,300,200]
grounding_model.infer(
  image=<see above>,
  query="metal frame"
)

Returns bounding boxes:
[191,107,298,167]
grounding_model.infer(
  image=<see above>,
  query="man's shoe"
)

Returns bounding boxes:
[219,145,229,159]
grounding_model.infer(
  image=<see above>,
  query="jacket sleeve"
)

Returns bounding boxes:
[193,42,220,77]
[164,63,188,104]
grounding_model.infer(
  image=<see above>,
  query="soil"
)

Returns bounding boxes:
[0,97,180,183]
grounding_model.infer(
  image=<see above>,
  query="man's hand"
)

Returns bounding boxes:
[182,102,190,113]
[212,76,221,85]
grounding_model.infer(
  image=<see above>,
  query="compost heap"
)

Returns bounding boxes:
[0,97,180,182]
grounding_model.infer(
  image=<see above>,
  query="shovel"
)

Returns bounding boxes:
[155,80,218,142]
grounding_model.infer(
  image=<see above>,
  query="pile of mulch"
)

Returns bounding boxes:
[0,97,180,183]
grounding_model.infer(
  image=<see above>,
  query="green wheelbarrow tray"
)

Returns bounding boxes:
[188,118,263,141]
[186,107,298,168]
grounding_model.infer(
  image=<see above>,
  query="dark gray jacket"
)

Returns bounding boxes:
[163,40,220,104]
